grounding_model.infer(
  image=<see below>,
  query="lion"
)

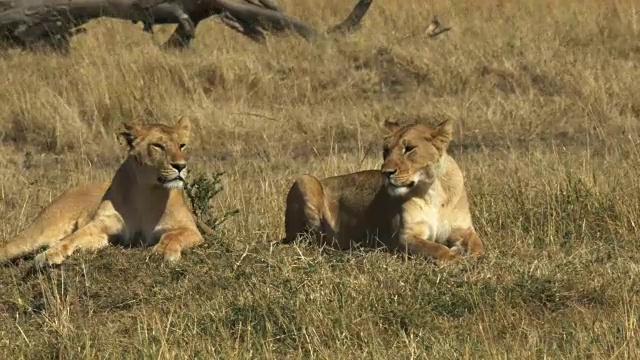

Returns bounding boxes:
[283,119,484,262]
[0,116,204,267]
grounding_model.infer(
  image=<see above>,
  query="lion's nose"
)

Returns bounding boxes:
[171,162,187,172]
[381,168,397,177]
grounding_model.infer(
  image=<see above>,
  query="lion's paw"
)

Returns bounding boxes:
[162,249,181,262]
[151,244,182,263]
[34,249,66,268]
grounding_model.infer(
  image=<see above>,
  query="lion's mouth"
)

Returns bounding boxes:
[158,175,185,186]
[387,179,416,188]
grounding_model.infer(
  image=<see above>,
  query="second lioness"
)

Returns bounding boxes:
[284,119,484,262]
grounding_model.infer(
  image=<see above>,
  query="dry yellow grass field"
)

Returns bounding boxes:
[1,0,640,357]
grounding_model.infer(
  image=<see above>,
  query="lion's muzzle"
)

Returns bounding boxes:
[158,163,187,189]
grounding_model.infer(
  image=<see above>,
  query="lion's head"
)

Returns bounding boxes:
[119,116,192,189]
[380,119,453,197]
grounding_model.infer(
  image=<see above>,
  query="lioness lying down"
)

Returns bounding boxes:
[0,117,204,267]
[284,119,484,262]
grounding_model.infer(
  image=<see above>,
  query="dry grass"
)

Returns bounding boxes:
[1,0,640,358]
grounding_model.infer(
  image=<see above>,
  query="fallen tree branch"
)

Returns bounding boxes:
[0,0,169,51]
[0,0,375,51]
[159,0,375,48]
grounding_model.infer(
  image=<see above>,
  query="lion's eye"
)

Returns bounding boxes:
[151,143,165,151]
[179,143,187,151]
[382,147,390,158]
[404,145,416,154]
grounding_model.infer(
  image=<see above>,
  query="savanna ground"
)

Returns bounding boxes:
[1,0,640,358]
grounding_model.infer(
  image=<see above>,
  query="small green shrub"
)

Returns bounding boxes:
[184,170,239,234]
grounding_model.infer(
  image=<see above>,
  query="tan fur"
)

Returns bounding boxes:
[0,117,204,266]
[284,119,484,262]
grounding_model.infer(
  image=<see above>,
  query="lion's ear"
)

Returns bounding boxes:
[118,123,142,150]
[431,119,453,151]
[174,116,191,138]
[383,117,421,134]
[383,120,402,133]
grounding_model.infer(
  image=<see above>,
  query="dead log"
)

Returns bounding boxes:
[0,0,170,51]
[142,0,375,48]
[0,0,374,52]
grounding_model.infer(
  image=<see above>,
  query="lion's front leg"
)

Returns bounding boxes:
[395,218,460,263]
[447,227,485,260]
[33,207,124,267]
[152,228,203,262]
[34,223,114,267]
[400,236,460,262]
